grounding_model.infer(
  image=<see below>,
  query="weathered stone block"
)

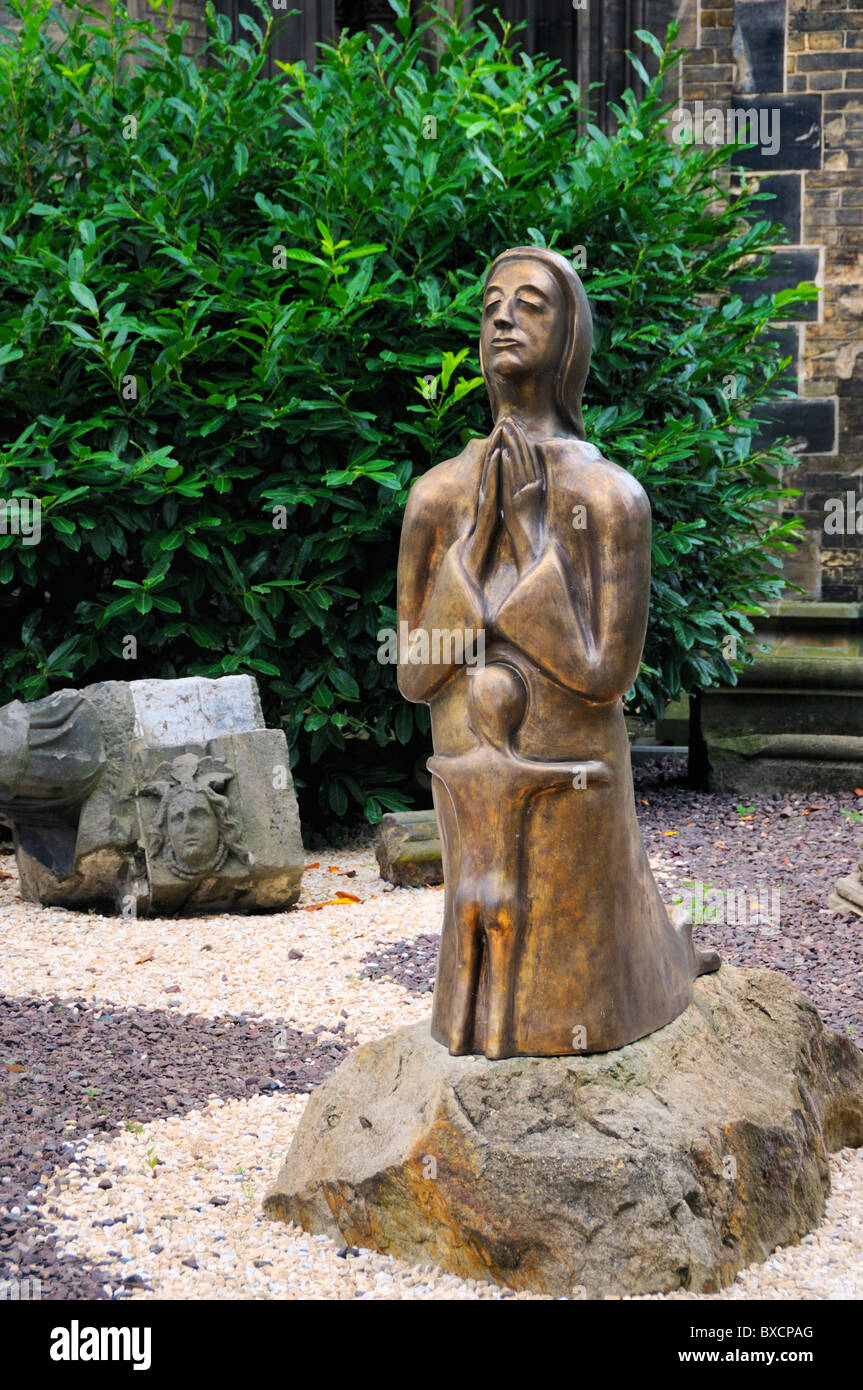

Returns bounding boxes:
[374,809,442,887]
[829,835,863,916]
[735,248,821,320]
[0,677,303,915]
[733,0,787,94]
[736,95,823,169]
[752,398,838,453]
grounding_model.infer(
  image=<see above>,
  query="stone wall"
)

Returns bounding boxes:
[0,0,210,58]
[161,0,209,52]
[650,0,863,602]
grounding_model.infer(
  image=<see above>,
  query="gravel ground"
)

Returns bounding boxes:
[635,761,863,1038]
[1,763,862,1301]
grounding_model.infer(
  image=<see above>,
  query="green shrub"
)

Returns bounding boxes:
[0,0,809,829]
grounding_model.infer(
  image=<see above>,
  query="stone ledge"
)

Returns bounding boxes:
[708,754,863,794]
[711,732,863,760]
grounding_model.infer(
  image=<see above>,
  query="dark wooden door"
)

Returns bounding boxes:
[493,0,578,84]
[334,1,400,36]
[212,0,336,75]
[210,0,648,131]
[482,0,647,129]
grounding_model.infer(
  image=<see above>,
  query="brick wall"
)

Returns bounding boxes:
[122,0,209,58]
[791,0,863,601]
[650,0,863,601]
[161,0,209,53]
[0,0,210,58]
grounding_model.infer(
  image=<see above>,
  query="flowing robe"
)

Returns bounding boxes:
[397,435,700,1054]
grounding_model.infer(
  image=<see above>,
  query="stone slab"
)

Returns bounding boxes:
[129,675,264,745]
[1,677,302,915]
[709,754,863,795]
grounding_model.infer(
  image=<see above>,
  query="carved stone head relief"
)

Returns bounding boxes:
[140,752,246,879]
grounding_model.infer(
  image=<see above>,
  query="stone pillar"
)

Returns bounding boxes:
[662,0,863,787]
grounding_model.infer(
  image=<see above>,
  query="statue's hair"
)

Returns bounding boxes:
[480,246,594,440]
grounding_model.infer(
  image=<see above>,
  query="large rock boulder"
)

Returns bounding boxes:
[264,965,863,1296]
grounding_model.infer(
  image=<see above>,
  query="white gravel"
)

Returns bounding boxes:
[0,848,438,1044]
[36,1091,533,1300]
[2,839,862,1300]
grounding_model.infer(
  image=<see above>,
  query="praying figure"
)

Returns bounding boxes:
[397,246,719,1057]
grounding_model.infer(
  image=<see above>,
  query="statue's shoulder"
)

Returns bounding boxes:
[546,438,650,520]
[405,437,486,516]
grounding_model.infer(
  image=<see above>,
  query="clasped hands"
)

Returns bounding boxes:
[460,418,546,589]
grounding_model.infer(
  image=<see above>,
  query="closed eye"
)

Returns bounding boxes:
[484,295,546,314]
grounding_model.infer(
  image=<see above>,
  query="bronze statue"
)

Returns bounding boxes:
[397,247,719,1057]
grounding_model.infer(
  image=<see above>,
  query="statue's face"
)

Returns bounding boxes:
[481,260,568,380]
[168,790,220,869]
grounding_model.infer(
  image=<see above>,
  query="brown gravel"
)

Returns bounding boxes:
[634,761,863,1038]
[367,763,863,1040]
[360,933,439,995]
[0,993,355,1299]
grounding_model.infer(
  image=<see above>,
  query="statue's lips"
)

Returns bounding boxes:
[490,338,522,348]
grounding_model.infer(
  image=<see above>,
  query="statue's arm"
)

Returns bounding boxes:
[494,481,651,704]
[396,476,484,705]
[511,756,612,789]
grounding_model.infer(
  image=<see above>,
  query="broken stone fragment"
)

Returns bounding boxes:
[0,676,303,916]
[374,809,442,887]
[829,836,863,917]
